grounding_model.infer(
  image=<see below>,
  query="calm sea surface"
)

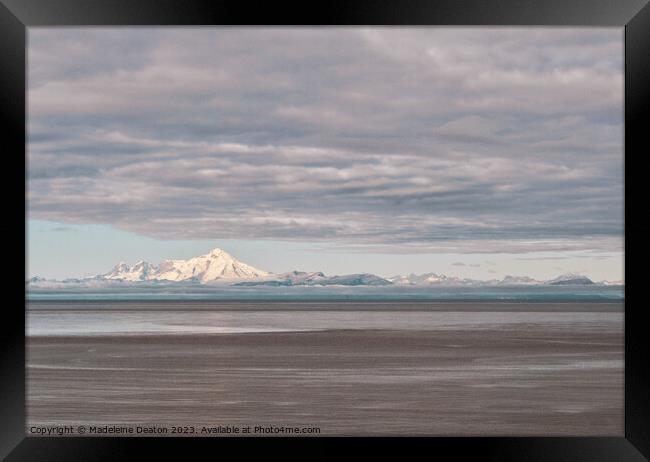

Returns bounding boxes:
[26,284,624,301]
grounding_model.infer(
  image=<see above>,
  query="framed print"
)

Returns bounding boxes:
[2,0,649,459]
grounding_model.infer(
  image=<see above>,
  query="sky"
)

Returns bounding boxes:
[27,28,624,281]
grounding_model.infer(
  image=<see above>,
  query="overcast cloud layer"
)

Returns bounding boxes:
[28,28,623,254]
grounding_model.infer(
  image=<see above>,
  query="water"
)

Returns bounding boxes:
[27,303,622,336]
[26,284,624,301]
[26,300,624,436]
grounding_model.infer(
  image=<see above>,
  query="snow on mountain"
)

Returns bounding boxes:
[498,275,541,286]
[388,273,487,286]
[323,273,392,286]
[546,273,594,285]
[389,272,595,286]
[27,276,47,284]
[95,248,393,286]
[265,271,328,286]
[597,279,624,286]
[96,248,268,283]
[27,249,609,289]
[104,261,158,281]
[235,271,392,287]
[154,248,268,283]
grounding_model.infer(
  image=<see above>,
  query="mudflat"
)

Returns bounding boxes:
[27,322,623,436]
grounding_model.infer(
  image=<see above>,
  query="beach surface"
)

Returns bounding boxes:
[27,302,623,436]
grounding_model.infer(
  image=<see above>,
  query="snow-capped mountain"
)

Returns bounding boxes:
[87,249,396,286]
[388,273,488,286]
[498,275,542,285]
[154,248,268,283]
[388,272,594,286]
[597,279,624,286]
[235,271,392,287]
[26,249,608,288]
[104,261,158,281]
[546,273,594,285]
[98,248,268,284]
[26,276,47,286]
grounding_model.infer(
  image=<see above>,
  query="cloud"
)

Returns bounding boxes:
[27,28,623,254]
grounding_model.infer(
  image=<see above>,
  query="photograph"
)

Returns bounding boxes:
[25,27,625,437]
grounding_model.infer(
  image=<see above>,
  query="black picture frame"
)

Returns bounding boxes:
[3,0,648,459]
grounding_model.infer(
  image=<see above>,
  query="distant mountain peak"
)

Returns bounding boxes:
[235,271,391,287]
[98,247,268,283]
[555,272,584,279]
[388,272,596,286]
[27,252,611,289]
[207,247,227,257]
[547,273,594,285]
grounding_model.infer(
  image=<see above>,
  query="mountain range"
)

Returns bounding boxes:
[27,247,619,287]
[101,248,268,283]
[386,272,599,286]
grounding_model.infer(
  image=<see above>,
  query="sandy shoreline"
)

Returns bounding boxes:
[27,324,623,436]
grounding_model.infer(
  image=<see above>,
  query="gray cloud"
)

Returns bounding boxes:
[27,28,623,253]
